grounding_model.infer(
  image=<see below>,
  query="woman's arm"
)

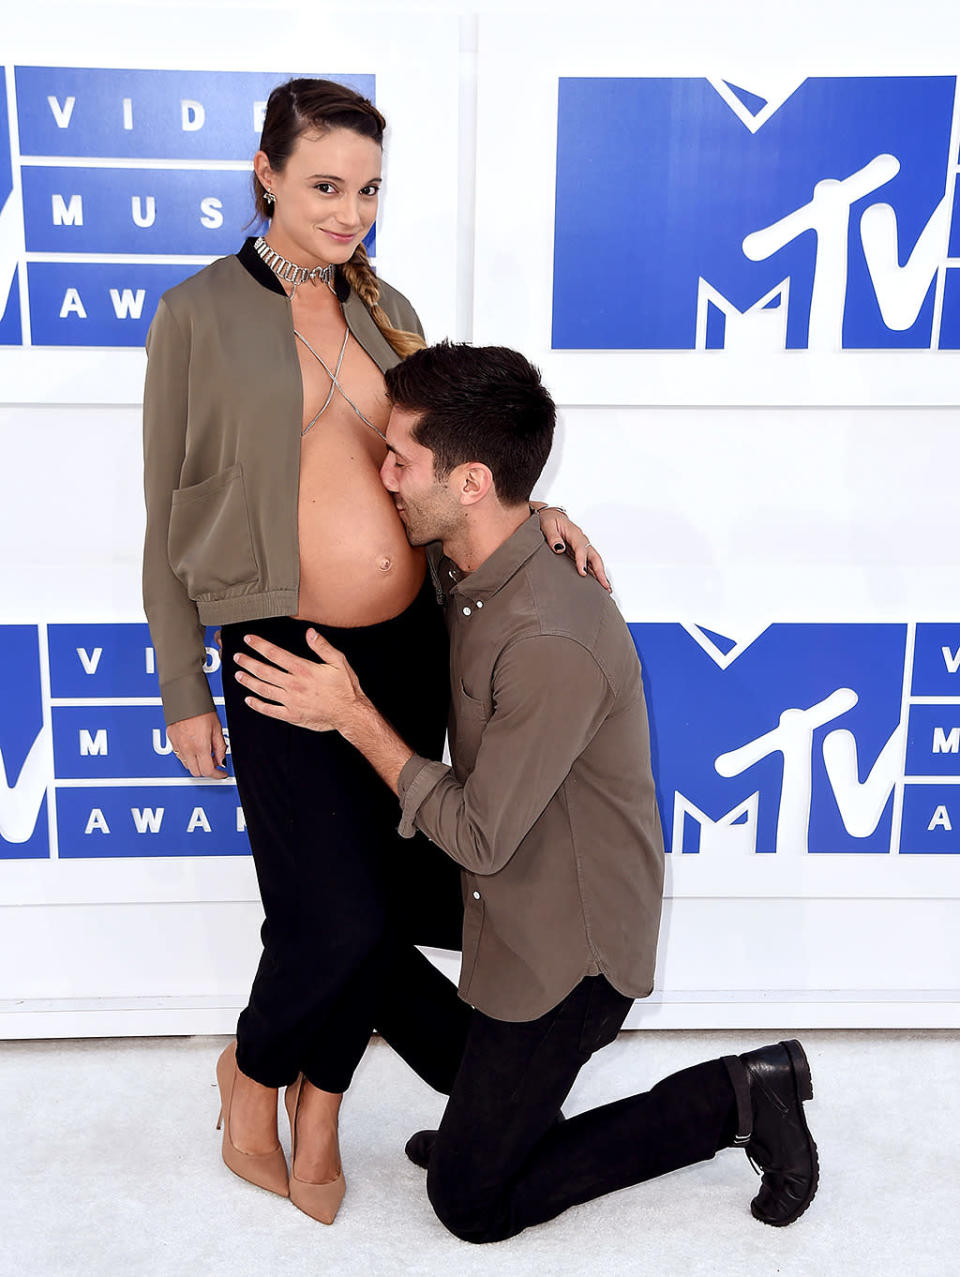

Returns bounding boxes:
[533,503,611,592]
[142,297,226,777]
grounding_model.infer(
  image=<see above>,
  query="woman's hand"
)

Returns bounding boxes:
[534,504,612,592]
[167,711,228,778]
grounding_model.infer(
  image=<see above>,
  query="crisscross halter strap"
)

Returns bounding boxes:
[294,327,387,442]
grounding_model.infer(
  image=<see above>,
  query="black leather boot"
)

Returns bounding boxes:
[722,1039,819,1227]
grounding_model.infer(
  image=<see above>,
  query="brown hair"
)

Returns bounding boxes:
[385,341,555,505]
[255,78,425,359]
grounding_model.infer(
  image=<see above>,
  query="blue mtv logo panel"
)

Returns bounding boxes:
[15,68,376,161]
[52,706,233,780]
[21,168,258,255]
[905,705,960,777]
[0,68,23,346]
[48,623,224,699]
[630,623,907,855]
[554,76,958,350]
[0,626,49,859]
[56,785,249,858]
[900,786,960,854]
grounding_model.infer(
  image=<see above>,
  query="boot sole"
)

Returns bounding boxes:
[751,1039,819,1228]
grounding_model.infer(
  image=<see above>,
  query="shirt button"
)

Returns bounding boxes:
[473,890,481,900]
[476,600,483,608]
[462,606,471,616]
[448,569,457,579]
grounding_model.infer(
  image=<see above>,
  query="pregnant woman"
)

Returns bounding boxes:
[142,77,605,1225]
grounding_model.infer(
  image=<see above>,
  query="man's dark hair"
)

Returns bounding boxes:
[384,341,555,505]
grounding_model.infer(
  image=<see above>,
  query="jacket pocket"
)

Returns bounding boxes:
[168,463,258,599]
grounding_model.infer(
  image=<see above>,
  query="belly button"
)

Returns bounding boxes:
[377,556,393,573]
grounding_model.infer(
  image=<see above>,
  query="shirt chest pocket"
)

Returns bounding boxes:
[451,679,490,777]
[168,463,258,600]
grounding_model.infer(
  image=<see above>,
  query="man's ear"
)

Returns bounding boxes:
[456,463,495,507]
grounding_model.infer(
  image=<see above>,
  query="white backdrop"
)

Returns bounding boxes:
[1,0,958,1038]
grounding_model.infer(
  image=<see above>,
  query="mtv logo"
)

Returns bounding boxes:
[632,623,907,856]
[0,626,50,859]
[554,76,960,351]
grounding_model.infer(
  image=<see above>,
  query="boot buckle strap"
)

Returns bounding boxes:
[721,1055,753,1147]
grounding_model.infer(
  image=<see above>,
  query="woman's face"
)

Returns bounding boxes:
[255,127,381,267]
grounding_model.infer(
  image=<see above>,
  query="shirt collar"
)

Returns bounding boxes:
[446,512,544,603]
[236,236,350,302]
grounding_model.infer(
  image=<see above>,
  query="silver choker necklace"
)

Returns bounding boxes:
[254,236,335,288]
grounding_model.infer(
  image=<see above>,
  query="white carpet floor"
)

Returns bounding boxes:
[2,1029,956,1277]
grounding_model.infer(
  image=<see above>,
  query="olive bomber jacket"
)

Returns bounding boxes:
[141,238,422,727]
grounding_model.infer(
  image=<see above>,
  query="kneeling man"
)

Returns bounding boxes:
[233,341,818,1243]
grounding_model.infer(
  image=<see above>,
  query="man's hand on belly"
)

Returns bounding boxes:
[233,632,414,795]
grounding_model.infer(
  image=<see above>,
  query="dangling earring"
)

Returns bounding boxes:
[264,190,275,208]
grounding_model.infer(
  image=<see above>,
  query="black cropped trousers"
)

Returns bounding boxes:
[220,576,465,1093]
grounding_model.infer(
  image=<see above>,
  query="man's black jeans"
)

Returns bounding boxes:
[425,974,738,1244]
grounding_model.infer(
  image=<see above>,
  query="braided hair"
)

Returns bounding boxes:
[341,243,425,358]
[255,78,425,359]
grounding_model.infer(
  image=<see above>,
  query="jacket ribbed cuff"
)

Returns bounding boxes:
[397,754,450,839]
[161,671,216,727]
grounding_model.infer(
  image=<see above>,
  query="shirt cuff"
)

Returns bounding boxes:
[397,754,450,839]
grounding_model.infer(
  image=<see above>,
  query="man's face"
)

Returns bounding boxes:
[380,407,461,546]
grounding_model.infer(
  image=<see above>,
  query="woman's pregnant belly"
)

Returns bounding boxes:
[293,409,426,627]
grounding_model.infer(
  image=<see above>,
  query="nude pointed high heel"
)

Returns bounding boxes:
[284,1075,346,1225]
[215,1040,289,1197]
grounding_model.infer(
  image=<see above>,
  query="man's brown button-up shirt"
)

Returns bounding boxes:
[397,513,664,1022]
